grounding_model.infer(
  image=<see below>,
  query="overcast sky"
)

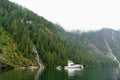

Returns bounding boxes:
[9,0,120,31]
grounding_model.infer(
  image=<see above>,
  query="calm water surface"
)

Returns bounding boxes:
[0,67,120,80]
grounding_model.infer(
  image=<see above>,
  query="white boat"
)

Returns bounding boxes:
[64,60,84,76]
[65,60,84,69]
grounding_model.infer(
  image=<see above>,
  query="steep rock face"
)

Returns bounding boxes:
[99,28,120,62]
[71,28,120,67]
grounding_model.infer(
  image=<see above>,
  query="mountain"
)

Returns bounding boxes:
[70,28,120,67]
[0,0,119,69]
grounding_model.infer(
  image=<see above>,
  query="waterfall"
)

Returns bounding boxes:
[33,45,44,69]
[104,40,120,68]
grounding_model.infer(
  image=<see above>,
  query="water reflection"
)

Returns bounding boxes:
[0,69,37,80]
[0,67,120,80]
[40,68,69,80]
[35,68,44,80]
[65,68,83,77]
[110,68,120,80]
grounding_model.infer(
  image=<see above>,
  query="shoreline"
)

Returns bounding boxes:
[16,66,40,69]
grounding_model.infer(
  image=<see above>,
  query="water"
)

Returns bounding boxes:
[104,40,120,67]
[33,45,44,68]
[0,68,120,80]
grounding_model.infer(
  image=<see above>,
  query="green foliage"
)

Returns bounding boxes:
[0,0,118,68]
[0,26,37,68]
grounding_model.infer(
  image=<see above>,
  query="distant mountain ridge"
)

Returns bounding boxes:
[70,28,120,66]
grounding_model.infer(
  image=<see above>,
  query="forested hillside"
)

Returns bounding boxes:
[0,0,118,68]
[0,26,37,68]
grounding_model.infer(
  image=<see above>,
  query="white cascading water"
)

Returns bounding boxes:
[33,45,44,80]
[33,45,44,69]
[104,40,120,68]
